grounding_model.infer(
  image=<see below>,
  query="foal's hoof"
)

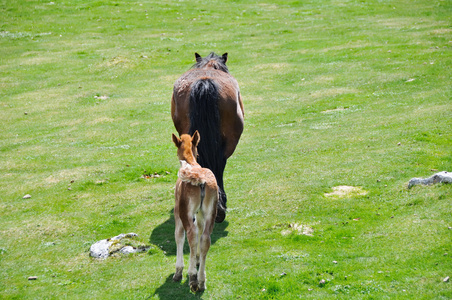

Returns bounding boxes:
[173,273,182,282]
[189,274,199,292]
[215,209,226,223]
[173,269,183,282]
[190,283,199,293]
[198,281,206,291]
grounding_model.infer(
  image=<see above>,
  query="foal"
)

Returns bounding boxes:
[172,131,219,292]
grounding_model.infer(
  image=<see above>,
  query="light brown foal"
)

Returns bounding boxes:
[172,131,219,292]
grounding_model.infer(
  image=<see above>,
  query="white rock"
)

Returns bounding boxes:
[408,171,452,188]
[89,239,112,259]
[89,233,144,259]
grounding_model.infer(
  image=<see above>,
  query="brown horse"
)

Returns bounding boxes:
[172,131,219,292]
[171,52,244,223]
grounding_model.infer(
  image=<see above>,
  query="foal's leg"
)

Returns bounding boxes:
[195,213,204,268]
[197,219,213,291]
[186,222,199,292]
[173,213,185,282]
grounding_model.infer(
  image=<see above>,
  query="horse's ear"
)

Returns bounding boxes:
[221,53,228,64]
[192,130,200,146]
[172,133,181,147]
[195,53,202,63]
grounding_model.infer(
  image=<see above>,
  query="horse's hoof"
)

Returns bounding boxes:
[215,209,226,223]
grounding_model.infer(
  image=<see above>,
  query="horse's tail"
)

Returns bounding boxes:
[189,78,226,197]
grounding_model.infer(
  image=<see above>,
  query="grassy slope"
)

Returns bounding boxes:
[1,0,451,299]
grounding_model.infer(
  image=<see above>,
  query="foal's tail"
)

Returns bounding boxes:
[189,78,225,188]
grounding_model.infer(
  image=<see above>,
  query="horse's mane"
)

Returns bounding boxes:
[192,52,229,73]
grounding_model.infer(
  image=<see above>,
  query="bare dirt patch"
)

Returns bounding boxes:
[281,223,314,236]
[324,186,368,198]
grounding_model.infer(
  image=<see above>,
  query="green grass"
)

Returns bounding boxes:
[1,0,451,299]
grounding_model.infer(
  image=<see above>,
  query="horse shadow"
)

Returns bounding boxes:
[151,274,204,300]
[149,210,228,299]
[149,209,229,256]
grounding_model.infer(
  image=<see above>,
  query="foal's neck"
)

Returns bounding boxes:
[181,151,200,167]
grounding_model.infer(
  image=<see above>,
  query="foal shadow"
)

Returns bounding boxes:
[152,274,204,300]
[149,209,229,256]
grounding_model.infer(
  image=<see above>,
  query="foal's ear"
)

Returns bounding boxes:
[221,53,228,64]
[172,133,181,147]
[192,130,201,146]
[195,53,202,63]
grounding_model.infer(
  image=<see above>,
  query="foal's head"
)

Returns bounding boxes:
[172,131,200,164]
[193,52,229,73]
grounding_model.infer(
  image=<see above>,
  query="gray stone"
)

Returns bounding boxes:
[408,171,452,189]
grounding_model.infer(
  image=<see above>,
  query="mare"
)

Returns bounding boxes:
[172,131,219,292]
[171,52,244,223]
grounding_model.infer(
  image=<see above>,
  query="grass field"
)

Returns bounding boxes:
[1,0,451,299]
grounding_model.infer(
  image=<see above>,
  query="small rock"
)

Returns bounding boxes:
[23,194,31,199]
[397,142,401,146]
[443,276,450,282]
[319,279,326,286]
[24,112,28,115]
[28,276,37,280]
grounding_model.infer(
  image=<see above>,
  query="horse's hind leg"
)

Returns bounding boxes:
[173,214,185,282]
[216,188,227,223]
